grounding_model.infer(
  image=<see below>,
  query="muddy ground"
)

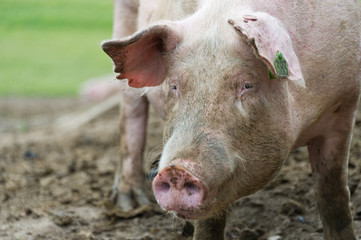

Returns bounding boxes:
[0,97,361,240]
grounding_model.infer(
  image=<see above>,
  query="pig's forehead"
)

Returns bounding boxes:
[176,1,246,52]
[172,21,255,68]
[180,20,241,52]
[169,36,254,79]
[168,12,262,82]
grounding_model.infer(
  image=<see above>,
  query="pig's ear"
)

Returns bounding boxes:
[101,24,180,88]
[229,13,305,87]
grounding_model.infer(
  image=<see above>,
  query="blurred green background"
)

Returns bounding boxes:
[0,0,113,96]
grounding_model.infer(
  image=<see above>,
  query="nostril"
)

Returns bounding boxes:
[157,181,170,193]
[184,182,199,195]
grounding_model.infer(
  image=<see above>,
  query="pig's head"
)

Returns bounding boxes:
[102,10,304,220]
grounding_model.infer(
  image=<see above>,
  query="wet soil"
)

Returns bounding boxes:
[1,97,361,240]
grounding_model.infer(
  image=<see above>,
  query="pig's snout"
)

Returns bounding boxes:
[153,165,206,219]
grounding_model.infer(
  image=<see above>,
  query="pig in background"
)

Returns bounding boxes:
[100,0,361,239]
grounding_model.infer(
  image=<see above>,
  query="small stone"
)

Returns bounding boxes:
[23,150,36,160]
[53,211,73,226]
[296,215,305,223]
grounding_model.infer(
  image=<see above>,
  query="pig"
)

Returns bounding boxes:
[102,0,361,239]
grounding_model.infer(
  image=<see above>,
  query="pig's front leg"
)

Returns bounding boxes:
[307,108,357,240]
[193,214,226,240]
[107,0,151,215]
[110,93,151,212]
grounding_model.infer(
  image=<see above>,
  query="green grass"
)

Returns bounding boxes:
[0,0,114,96]
[2,1,360,96]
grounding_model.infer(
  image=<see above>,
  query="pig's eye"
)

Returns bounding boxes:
[243,83,253,90]
[169,84,178,96]
[239,83,254,96]
[170,84,177,91]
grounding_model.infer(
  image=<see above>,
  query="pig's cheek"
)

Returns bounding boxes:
[236,94,255,117]
[165,93,180,115]
[236,100,249,117]
[235,90,260,118]
[236,90,252,114]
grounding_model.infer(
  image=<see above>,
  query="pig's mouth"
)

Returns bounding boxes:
[161,193,218,220]
[170,204,211,220]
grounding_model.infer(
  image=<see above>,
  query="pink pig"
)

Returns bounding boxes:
[102,0,361,239]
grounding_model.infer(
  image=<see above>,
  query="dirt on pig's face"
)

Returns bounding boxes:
[157,37,294,219]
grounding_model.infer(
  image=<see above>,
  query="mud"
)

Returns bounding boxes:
[0,97,360,240]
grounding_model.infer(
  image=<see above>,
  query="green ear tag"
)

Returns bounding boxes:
[268,69,276,79]
[274,51,289,78]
